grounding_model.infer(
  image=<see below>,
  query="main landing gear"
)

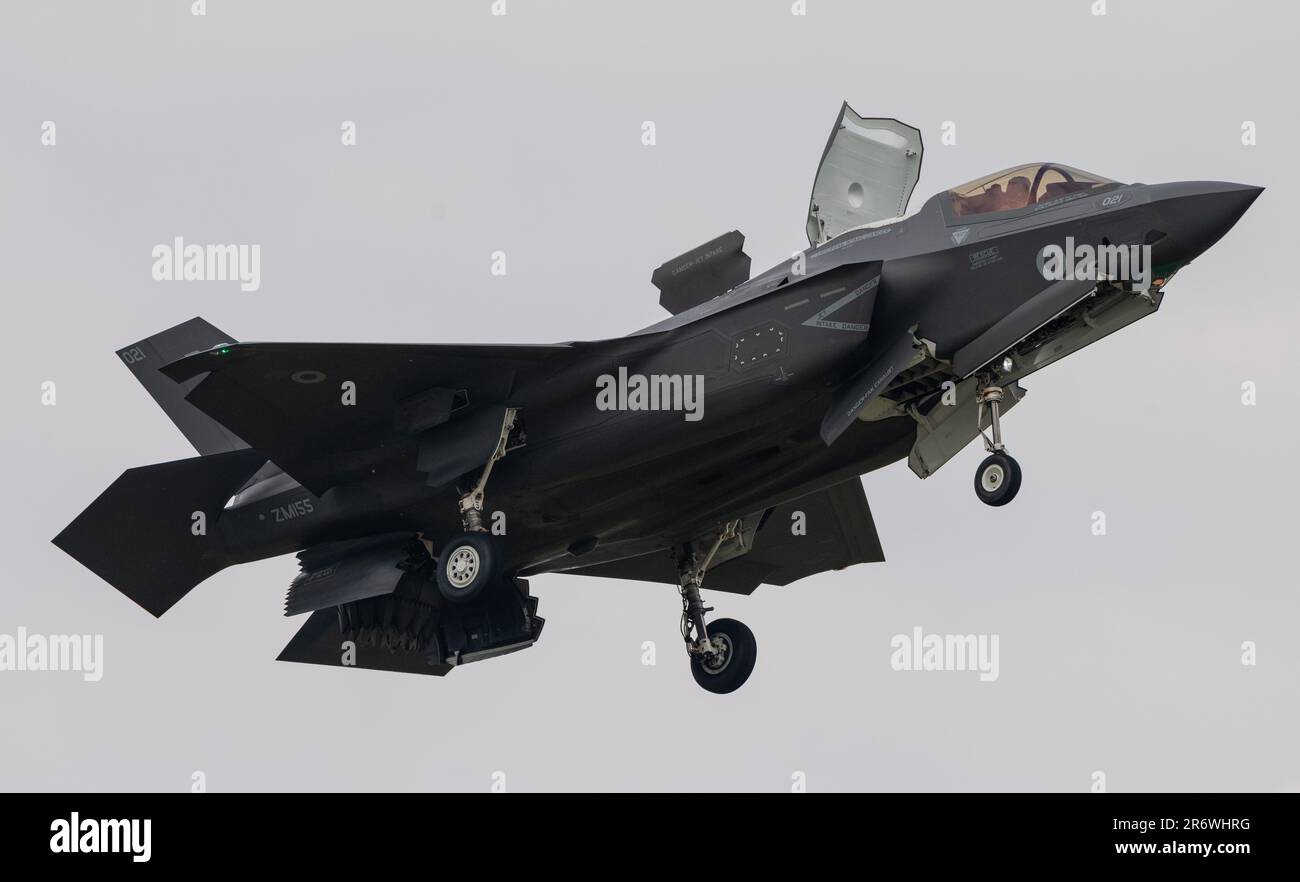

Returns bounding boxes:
[434,408,517,604]
[676,521,758,694]
[973,380,1022,507]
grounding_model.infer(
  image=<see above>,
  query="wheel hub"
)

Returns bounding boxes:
[700,633,732,675]
[981,464,1004,492]
[445,546,480,588]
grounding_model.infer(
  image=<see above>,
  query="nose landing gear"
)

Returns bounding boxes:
[974,380,1022,507]
[676,521,758,694]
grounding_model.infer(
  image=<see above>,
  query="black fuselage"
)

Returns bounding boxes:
[217,178,1261,577]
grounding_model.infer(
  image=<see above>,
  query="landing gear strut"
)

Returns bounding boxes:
[974,380,1022,506]
[435,408,517,603]
[676,522,757,694]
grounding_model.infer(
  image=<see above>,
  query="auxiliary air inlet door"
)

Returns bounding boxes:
[806,104,923,246]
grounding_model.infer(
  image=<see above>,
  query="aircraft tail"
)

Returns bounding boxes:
[53,449,267,617]
[116,317,248,455]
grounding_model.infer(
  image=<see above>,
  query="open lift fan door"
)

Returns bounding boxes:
[806,104,923,246]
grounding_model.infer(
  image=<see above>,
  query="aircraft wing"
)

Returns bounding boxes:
[557,477,884,594]
[162,340,580,494]
[734,477,885,588]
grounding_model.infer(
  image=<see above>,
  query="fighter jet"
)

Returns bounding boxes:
[54,102,1261,693]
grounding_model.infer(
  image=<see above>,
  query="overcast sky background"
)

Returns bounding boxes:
[1,0,1296,791]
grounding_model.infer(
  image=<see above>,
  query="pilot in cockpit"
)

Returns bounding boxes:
[1002,176,1031,211]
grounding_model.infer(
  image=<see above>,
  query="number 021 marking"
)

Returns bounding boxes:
[119,347,147,365]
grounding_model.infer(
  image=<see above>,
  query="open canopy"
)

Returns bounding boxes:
[806,104,923,246]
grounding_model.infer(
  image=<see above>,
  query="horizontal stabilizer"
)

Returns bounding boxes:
[52,449,267,617]
[652,230,751,315]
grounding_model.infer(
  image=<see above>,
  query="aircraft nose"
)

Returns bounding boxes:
[1147,181,1263,263]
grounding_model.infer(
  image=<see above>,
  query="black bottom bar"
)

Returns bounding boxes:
[0,793,1291,867]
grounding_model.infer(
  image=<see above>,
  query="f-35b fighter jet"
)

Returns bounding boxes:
[55,103,1261,693]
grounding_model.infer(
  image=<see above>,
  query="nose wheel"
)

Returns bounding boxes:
[973,380,1022,506]
[975,451,1021,507]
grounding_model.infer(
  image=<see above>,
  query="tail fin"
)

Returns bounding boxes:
[53,449,266,617]
[116,317,247,455]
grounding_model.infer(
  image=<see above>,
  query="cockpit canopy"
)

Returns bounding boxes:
[949,163,1117,218]
[806,104,923,246]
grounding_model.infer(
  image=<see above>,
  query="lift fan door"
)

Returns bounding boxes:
[806,104,923,246]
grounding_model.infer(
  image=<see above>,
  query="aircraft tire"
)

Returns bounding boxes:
[974,452,1021,507]
[435,532,501,603]
[690,618,757,694]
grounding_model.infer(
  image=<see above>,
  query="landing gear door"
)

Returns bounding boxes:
[806,104,923,246]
